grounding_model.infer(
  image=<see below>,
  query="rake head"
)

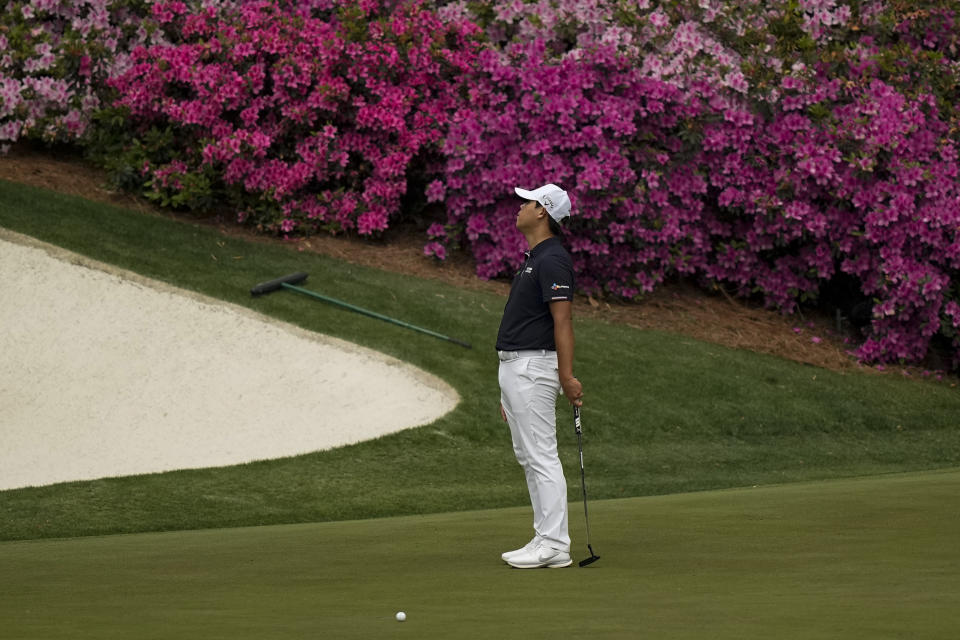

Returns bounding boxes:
[250,272,308,296]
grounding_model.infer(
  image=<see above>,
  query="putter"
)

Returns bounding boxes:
[574,406,601,567]
[250,272,471,349]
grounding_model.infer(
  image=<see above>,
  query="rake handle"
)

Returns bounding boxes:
[280,282,472,349]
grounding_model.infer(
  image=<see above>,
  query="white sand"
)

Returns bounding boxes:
[0,230,459,491]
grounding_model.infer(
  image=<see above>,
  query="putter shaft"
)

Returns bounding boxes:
[574,406,600,566]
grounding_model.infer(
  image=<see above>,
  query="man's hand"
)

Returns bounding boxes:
[562,376,583,406]
[499,402,508,422]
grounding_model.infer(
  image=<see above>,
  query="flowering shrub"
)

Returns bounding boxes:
[433,0,767,287]
[432,0,960,367]
[701,2,960,364]
[107,0,480,233]
[0,0,161,151]
[9,0,960,367]
[436,39,706,287]
[701,78,960,363]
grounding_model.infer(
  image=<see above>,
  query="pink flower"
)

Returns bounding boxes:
[649,8,670,29]
[424,241,447,260]
[426,180,446,203]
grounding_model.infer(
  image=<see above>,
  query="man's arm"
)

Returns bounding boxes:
[550,300,583,406]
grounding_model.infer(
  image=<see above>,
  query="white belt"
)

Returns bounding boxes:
[498,349,554,362]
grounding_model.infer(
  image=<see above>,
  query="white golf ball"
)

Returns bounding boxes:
[396,611,406,622]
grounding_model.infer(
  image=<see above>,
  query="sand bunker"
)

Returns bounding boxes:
[0,230,459,491]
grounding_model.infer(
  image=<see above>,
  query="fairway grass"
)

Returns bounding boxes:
[2,469,958,639]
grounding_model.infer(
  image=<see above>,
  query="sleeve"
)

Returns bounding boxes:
[539,253,575,303]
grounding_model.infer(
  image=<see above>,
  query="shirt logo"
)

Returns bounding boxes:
[551,283,570,290]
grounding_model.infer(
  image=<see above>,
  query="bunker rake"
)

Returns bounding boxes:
[250,272,472,349]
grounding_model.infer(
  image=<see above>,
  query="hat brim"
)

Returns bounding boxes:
[514,187,539,201]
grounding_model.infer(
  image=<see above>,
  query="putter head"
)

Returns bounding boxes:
[578,544,600,567]
[578,554,600,567]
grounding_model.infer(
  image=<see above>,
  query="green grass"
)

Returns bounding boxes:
[1,177,960,542]
[1,469,958,639]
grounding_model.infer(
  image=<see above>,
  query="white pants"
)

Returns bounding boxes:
[498,351,570,552]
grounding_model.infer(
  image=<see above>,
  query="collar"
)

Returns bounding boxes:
[527,236,559,259]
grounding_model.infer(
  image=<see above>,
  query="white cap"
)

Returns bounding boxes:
[514,184,571,222]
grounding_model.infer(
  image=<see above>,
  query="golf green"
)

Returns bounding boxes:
[2,469,958,639]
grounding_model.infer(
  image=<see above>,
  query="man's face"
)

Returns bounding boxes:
[516,200,542,231]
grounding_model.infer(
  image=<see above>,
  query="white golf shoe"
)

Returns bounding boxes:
[501,536,541,563]
[505,543,572,569]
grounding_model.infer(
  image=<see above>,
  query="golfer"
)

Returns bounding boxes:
[497,183,583,569]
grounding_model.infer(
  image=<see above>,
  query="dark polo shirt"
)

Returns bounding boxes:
[496,236,575,351]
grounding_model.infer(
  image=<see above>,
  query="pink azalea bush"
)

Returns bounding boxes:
[701,74,960,363]
[435,38,709,288]
[8,0,960,368]
[106,0,480,233]
[433,0,960,367]
[433,0,772,286]
[0,0,162,151]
